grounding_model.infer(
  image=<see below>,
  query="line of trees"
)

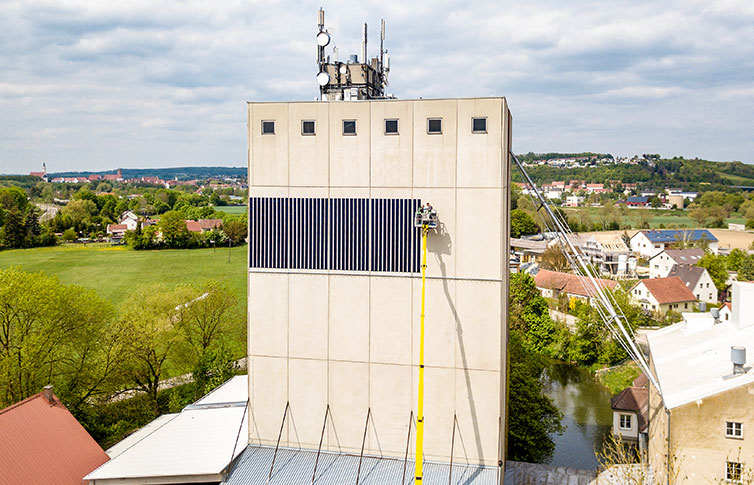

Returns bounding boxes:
[0,187,57,249]
[0,267,244,438]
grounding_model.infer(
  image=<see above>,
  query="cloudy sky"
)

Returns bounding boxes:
[1,0,753,174]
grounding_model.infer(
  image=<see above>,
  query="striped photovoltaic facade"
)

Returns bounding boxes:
[249,197,421,273]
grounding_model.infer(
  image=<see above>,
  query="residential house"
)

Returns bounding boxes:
[630,276,697,314]
[582,233,633,276]
[626,196,649,207]
[720,302,733,322]
[648,248,705,278]
[510,238,547,268]
[106,224,128,240]
[564,195,584,207]
[0,386,109,484]
[611,378,648,446]
[534,269,618,305]
[648,281,754,483]
[185,220,202,233]
[668,265,717,303]
[118,211,139,231]
[630,229,718,258]
[586,183,607,194]
[85,376,247,485]
[198,219,223,232]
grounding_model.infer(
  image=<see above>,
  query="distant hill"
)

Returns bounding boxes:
[512,154,754,192]
[49,166,247,181]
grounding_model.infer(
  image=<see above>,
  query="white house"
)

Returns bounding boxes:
[611,383,648,444]
[648,248,705,278]
[564,195,584,207]
[668,265,717,304]
[630,276,697,314]
[118,211,139,231]
[630,229,718,259]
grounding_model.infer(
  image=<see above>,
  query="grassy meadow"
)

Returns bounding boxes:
[0,243,247,312]
[215,205,247,215]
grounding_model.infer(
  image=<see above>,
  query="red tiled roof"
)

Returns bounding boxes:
[0,390,109,484]
[636,276,697,304]
[106,224,128,233]
[611,386,648,431]
[198,219,223,230]
[29,172,46,177]
[534,269,617,298]
[185,220,202,233]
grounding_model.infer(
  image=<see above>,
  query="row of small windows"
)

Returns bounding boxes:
[260,117,488,136]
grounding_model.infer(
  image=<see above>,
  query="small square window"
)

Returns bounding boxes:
[472,117,487,133]
[619,414,632,429]
[427,118,442,134]
[726,421,743,439]
[385,119,399,134]
[343,119,356,135]
[727,461,742,481]
[261,120,275,135]
[301,120,315,135]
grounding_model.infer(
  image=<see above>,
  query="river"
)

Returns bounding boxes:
[541,360,613,470]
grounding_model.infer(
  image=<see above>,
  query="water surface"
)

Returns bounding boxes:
[541,361,613,470]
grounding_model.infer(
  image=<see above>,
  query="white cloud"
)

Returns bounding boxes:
[1,0,754,174]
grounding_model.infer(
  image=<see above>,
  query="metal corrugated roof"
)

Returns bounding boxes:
[0,390,110,485]
[224,445,500,485]
[86,376,248,483]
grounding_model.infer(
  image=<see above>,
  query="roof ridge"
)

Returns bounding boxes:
[0,392,46,416]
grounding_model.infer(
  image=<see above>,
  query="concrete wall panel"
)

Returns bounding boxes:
[249,104,289,186]
[329,275,369,362]
[457,98,503,188]
[328,102,370,187]
[370,277,412,365]
[288,103,329,187]
[370,101,413,187]
[289,275,328,360]
[412,100,457,188]
[249,272,288,358]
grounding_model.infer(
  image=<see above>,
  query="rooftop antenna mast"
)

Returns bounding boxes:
[315,9,391,101]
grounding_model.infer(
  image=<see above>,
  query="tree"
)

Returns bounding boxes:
[539,245,571,272]
[738,255,754,282]
[649,196,662,208]
[688,205,709,227]
[0,210,24,249]
[62,228,78,242]
[510,209,538,238]
[727,248,746,272]
[117,285,183,412]
[158,210,190,248]
[506,331,564,462]
[61,199,97,225]
[223,219,247,246]
[173,280,240,356]
[698,253,729,293]
[0,268,122,409]
[509,273,556,353]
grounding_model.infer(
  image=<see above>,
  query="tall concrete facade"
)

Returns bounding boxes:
[247,98,511,471]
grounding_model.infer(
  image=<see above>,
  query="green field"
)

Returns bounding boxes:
[215,205,247,215]
[0,244,247,311]
[562,207,745,229]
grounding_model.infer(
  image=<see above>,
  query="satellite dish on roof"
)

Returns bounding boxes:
[317,31,330,47]
[316,71,330,86]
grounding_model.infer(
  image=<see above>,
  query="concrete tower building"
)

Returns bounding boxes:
[246,97,512,478]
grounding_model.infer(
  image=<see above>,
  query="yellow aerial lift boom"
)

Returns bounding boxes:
[413,203,437,483]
